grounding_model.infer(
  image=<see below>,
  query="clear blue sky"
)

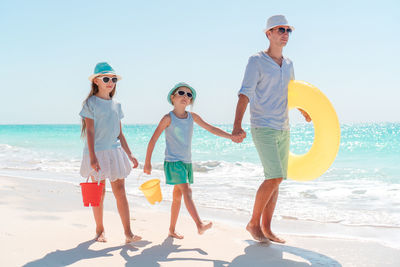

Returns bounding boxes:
[1,0,399,124]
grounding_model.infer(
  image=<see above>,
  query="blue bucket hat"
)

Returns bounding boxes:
[167,82,197,105]
[88,62,122,82]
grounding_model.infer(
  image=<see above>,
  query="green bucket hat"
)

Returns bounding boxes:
[88,62,122,82]
[167,82,197,105]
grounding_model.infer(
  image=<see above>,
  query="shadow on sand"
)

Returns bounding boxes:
[22,239,126,267]
[22,238,341,266]
[120,236,229,266]
[229,240,342,267]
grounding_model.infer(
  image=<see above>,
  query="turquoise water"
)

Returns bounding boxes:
[0,123,399,228]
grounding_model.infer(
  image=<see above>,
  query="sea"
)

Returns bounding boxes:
[1,123,399,247]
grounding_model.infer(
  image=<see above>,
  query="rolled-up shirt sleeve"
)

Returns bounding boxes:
[290,63,295,80]
[238,56,260,101]
[79,100,94,119]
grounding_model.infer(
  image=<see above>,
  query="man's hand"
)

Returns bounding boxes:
[298,108,312,122]
[232,127,247,143]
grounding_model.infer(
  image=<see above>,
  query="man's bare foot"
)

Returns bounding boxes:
[261,228,285,243]
[198,221,212,235]
[246,223,268,242]
[95,231,107,242]
[168,230,184,239]
[125,234,142,244]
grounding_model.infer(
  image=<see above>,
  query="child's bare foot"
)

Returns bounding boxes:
[95,231,107,242]
[168,230,184,239]
[125,234,142,244]
[246,223,268,242]
[262,228,285,243]
[198,221,212,235]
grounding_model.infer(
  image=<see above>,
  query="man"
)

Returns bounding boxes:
[232,15,311,243]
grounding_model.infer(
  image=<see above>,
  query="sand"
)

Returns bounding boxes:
[1,175,399,267]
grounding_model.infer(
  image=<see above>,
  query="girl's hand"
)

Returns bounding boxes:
[128,154,139,168]
[143,162,152,174]
[90,156,101,172]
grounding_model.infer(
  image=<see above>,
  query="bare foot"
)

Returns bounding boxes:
[125,234,142,244]
[198,221,212,235]
[262,228,285,243]
[246,223,268,243]
[168,230,184,239]
[95,231,107,242]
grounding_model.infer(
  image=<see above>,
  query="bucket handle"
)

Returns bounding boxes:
[85,170,102,186]
[137,172,145,181]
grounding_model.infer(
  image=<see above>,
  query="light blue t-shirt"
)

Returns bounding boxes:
[165,111,193,163]
[238,51,295,130]
[79,95,124,153]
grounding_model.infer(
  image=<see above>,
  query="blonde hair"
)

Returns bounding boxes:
[80,82,116,137]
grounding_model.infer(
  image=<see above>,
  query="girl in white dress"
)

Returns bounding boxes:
[80,62,141,244]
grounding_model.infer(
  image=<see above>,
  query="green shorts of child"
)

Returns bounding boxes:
[251,127,290,180]
[164,161,193,185]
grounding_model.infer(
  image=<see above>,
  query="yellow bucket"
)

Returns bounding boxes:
[139,179,162,204]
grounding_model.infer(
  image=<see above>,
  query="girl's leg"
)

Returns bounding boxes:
[261,188,285,243]
[177,183,212,234]
[169,185,184,239]
[92,180,106,242]
[110,178,142,243]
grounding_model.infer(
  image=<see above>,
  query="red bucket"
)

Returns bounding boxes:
[80,181,104,207]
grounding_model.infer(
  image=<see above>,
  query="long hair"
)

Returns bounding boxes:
[80,82,116,137]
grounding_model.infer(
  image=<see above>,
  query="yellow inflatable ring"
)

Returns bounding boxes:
[287,80,340,181]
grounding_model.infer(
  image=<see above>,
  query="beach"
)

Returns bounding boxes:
[1,175,399,267]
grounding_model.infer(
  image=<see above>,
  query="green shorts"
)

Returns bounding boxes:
[251,127,290,180]
[164,161,193,185]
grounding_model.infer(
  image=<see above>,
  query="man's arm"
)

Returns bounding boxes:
[232,94,249,143]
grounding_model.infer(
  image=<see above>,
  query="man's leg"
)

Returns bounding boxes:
[260,130,289,243]
[261,185,285,243]
[246,178,282,242]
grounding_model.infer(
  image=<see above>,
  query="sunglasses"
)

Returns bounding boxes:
[98,76,118,83]
[272,27,292,34]
[175,90,193,98]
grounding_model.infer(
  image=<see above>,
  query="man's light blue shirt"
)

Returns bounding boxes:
[238,51,294,130]
[79,96,124,153]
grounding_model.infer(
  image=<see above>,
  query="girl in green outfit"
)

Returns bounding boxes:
[144,82,233,239]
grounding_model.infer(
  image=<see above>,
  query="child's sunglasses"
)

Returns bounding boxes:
[273,27,292,34]
[98,76,118,83]
[175,90,193,98]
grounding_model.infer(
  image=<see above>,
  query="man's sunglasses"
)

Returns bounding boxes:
[175,90,193,98]
[98,76,118,83]
[272,27,292,34]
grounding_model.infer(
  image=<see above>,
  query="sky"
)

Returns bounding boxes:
[1,0,399,124]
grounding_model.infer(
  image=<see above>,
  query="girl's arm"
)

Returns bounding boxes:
[118,122,139,168]
[144,114,171,174]
[192,112,232,140]
[85,118,101,172]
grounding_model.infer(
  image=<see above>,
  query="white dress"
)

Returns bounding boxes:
[79,96,131,181]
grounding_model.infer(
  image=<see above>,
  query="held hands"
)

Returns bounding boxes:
[143,162,152,175]
[231,127,247,143]
[128,154,139,168]
[298,108,312,122]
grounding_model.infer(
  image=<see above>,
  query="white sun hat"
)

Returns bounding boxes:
[263,15,295,33]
